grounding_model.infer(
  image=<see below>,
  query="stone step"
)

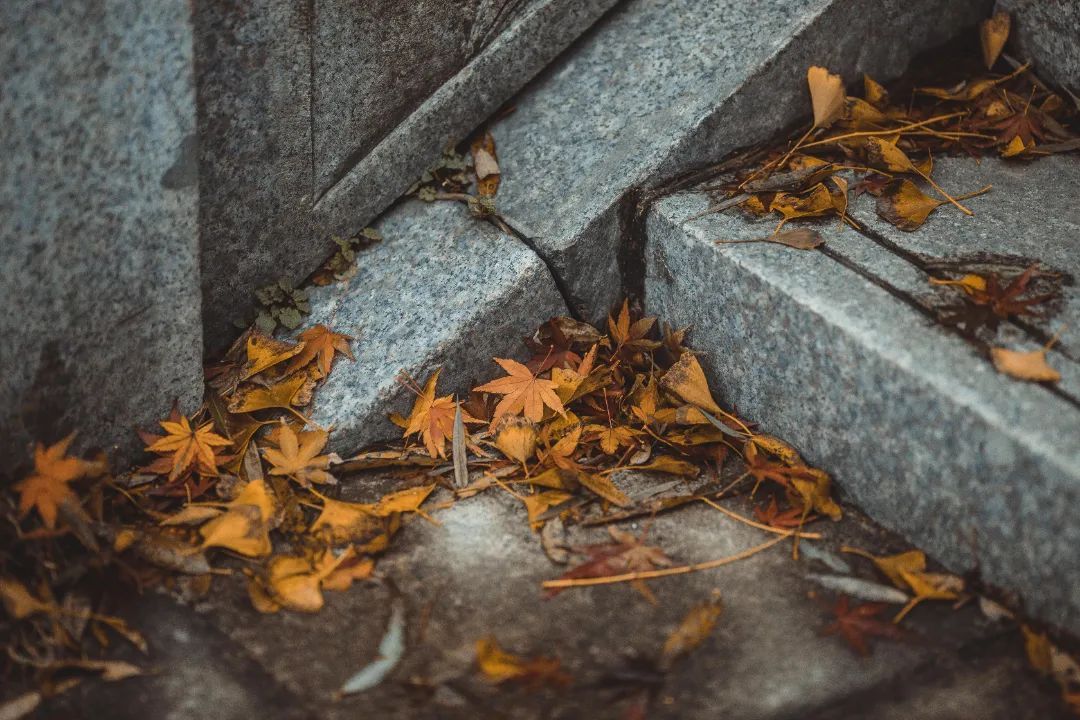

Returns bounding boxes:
[486,0,991,322]
[304,199,567,453]
[643,155,1080,634]
[311,0,990,451]
[129,482,1064,718]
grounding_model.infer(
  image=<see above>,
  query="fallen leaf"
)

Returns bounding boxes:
[475,636,570,687]
[471,132,501,198]
[0,577,51,619]
[15,434,105,528]
[240,332,304,381]
[658,591,723,670]
[715,228,824,250]
[227,373,309,414]
[875,179,944,230]
[285,324,354,376]
[262,422,341,487]
[991,346,1061,382]
[863,73,888,106]
[475,357,566,429]
[522,490,574,529]
[576,471,632,507]
[659,353,722,416]
[546,527,671,599]
[496,420,538,465]
[340,597,406,694]
[199,478,275,557]
[980,11,1011,69]
[403,369,477,458]
[821,596,904,656]
[807,66,845,129]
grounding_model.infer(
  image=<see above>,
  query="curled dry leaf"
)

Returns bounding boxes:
[658,591,723,670]
[807,66,845,129]
[980,11,1011,69]
[471,131,501,198]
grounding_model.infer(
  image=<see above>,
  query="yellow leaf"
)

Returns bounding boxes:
[285,324,354,376]
[991,346,1061,382]
[929,274,987,295]
[1023,625,1054,674]
[241,332,304,381]
[227,374,309,414]
[263,550,350,613]
[471,132,501,198]
[310,497,381,544]
[475,636,569,686]
[864,137,917,174]
[199,479,275,557]
[771,183,835,223]
[869,550,927,588]
[496,420,537,464]
[474,358,566,429]
[372,484,436,515]
[0,577,52,619]
[14,433,106,529]
[262,422,340,487]
[807,66,845,129]
[980,11,1011,69]
[145,415,231,482]
[631,456,700,477]
[750,434,803,466]
[576,471,631,507]
[659,353,722,415]
[789,468,842,521]
[659,591,723,670]
[1001,134,1029,158]
[876,179,944,230]
[521,490,573,529]
[863,73,888,106]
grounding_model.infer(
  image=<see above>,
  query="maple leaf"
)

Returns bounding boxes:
[474,357,566,429]
[821,596,904,656]
[753,496,816,529]
[144,413,231,482]
[403,369,478,458]
[285,324,354,376]
[608,300,661,357]
[262,423,341,487]
[934,265,1056,335]
[14,434,105,529]
[546,527,671,599]
[585,423,640,455]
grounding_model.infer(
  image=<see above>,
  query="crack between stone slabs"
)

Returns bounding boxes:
[491,210,586,322]
[816,241,1080,413]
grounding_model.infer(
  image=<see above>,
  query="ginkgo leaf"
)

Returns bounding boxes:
[199,478,275,557]
[474,357,566,429]
[807,66,845,129]
[495,420,537,465]
[864,136,918,173]
[403,369,478,458]
[145,414,231,482]
[863,73,888,106]
[15,434,105,529]
[241,332,304,381]
[257,550,354,613]
[659,353,722,415]
[875,179,944,230]
[576,471,632,507]
[771,183,835,225]
[789,468,842,521]
[980,11,1011,69]
[991,346,1061,382]
[262,423,341,487]
[227,374,309,414]
[285,325,354,376]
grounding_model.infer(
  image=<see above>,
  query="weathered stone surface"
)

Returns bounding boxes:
[0,2,204,464]
[312,0,618,238]
[997,0,1080,95]
[644,179,1080,633]
[33,594,312,720]
[488,0,991,322]
[172,480,1061,718]
[195,1,315,351]
[200,0,616,351]
[302,200,567,453]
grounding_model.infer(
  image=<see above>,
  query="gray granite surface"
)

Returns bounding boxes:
[644,181,1080,634]
[0,1,204,464]
[303,200,568,454]
[488,0,992,322]
[997,0,1080,95]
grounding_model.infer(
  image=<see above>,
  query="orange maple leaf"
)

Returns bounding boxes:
[144,414,231,481]
[474,358,566,429]
[262,423,340,487]
[286,325,354,376]
[15,434,105,528]
[403,369,477,458]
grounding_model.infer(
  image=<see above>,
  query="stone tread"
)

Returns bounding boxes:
[644,173,1080,633]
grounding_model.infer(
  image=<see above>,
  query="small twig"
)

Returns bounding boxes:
[541,534,787,589]
[697,497,822,539]
[800,113,965,151]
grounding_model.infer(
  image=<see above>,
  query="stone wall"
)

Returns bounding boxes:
[997,0,1079,96]
[0,1,204,464]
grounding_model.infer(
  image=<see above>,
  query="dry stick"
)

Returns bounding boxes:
[914,167,973,215]
[541,534,787,589]
[739,126,814,189]
[799,112,965,151]
[697,497,822,539]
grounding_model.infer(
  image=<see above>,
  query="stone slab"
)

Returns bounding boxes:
[485,0,992,322]
[199,0,616,352]
[997,0,1080,96]
[645,189,1080,633]
[106,479,1063,718]
[302,199,568,454]
[0,2,204,464]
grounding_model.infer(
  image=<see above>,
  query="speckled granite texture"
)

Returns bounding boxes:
[302,200,567,454]
[487,0,992,322]
[997,0,1080,95]
[644,181,1080,633]
[0,1,204,464]
[200,0,617,352]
